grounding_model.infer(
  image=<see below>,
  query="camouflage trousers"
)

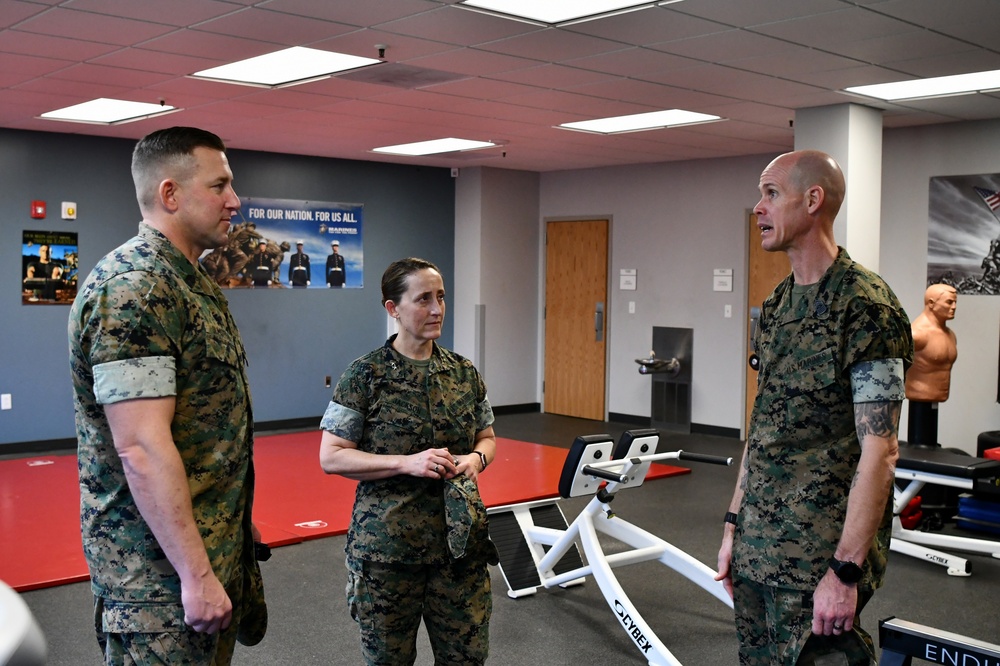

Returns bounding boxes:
[94,596,238,666]
[732,575,878,666]
[346,555,492,665]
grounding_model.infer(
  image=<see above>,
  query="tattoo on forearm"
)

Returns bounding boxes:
[855,401,901,439]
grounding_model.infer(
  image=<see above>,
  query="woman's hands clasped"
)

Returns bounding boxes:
[412,448,481,482]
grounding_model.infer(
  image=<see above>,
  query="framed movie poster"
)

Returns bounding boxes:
[201,197,364,289]
[22,230,78,305]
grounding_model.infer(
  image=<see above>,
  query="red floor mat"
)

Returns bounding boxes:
[0,433,689,592]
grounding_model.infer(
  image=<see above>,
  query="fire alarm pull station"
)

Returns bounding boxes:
[31,200,46,219]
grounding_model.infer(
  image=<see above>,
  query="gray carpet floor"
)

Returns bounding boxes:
[18,413,1000,664]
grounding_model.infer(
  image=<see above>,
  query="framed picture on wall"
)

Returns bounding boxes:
[927,174,1000,294]
[22,230,78,305]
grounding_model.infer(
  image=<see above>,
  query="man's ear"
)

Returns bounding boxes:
[805,185,825,214]
[158,179,180,212]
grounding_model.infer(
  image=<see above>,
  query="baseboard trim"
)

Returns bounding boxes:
[606,414,741,439]
[1,418,324,457]
[691,423,741,438]
[256,417,320,433]
[608,412,651,426]
[492,403,541,416]
[0,437,76,457]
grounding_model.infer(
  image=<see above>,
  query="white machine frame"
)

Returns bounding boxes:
[891,463,1000,576]
[490,432,733,666]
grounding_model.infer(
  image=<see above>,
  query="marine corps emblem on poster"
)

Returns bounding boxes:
[201,197,364,289]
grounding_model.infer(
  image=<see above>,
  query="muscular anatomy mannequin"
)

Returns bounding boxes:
[905,284,958,445]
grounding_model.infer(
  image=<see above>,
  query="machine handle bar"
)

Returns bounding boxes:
[581,465,628,484]
[677,451,733,466]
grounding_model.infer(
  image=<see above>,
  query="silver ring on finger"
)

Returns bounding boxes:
[434,464,440,473]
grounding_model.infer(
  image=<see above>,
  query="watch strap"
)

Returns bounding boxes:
[724,511,739,526]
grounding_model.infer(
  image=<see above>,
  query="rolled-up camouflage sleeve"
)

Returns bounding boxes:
[320,401,364,443]
[475,395,494,433]
[319,359,370,443]
[94,356,176,405]
[843,299,913,405]
[85,272,181,404]
[850,358,905,403]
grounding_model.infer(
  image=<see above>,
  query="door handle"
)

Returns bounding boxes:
[594,302,604,342]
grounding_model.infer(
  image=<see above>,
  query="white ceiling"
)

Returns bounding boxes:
[2,0,999,172]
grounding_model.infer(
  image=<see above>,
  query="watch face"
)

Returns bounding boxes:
[831,558,863,583]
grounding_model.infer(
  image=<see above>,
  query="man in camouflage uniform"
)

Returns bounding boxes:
[319,257,498,665]
[68,126,266,665]
[716,151,912,665]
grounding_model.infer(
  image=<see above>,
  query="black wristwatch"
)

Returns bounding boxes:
[829,557,862,584]
[475,451,488,472]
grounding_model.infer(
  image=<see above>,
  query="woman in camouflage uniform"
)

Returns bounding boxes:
[319,257,497,665]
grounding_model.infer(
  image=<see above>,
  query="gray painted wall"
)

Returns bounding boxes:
[0,129,454,447]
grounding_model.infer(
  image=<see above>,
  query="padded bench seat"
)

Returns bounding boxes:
[897,444,1000,480]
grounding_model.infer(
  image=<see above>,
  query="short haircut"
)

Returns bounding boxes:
[131,126,227,213]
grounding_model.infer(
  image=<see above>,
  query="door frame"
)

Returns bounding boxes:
[541,215,612,420]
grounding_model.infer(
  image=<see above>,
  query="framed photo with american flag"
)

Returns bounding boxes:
[927,173,1000,295]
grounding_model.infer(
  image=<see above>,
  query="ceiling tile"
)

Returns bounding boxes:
[14,6,176,44]
[192,7,356,45]
[0,30,121,60]
[259,0,437,26]
[378,4,542,46]
[563,5,729,45]
[476,29,627,64]
[61,0,240,26]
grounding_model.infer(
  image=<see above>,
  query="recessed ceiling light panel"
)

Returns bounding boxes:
[39,98,180,125]
[191,46,381,88]
[459,0,680,25]
[558,109,723,134]
[844,69,1000,101]
[372,138,498,156]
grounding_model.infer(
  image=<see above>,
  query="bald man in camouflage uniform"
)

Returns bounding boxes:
[717,151,912,665]
[69,127,265,665]
[320,258,497,665]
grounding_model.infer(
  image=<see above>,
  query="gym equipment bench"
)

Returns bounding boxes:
[879,616,1000,666]
[891,445,1000,576]
[488,429,733,666]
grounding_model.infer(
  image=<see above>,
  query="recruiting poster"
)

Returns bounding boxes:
[927,174,1000,295]
[21,230,78,305]
[201,197,363,289]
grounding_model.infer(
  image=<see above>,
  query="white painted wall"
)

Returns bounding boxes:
[454,167,540,406]
[458,118,1000,452]
[540,156,768,431]
[880,118,1000,454]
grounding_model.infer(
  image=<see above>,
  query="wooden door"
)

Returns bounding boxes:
[544,219,608,420]
[745,213,791,436]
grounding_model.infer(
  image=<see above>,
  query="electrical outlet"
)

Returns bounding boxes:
[724,304,732,318]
